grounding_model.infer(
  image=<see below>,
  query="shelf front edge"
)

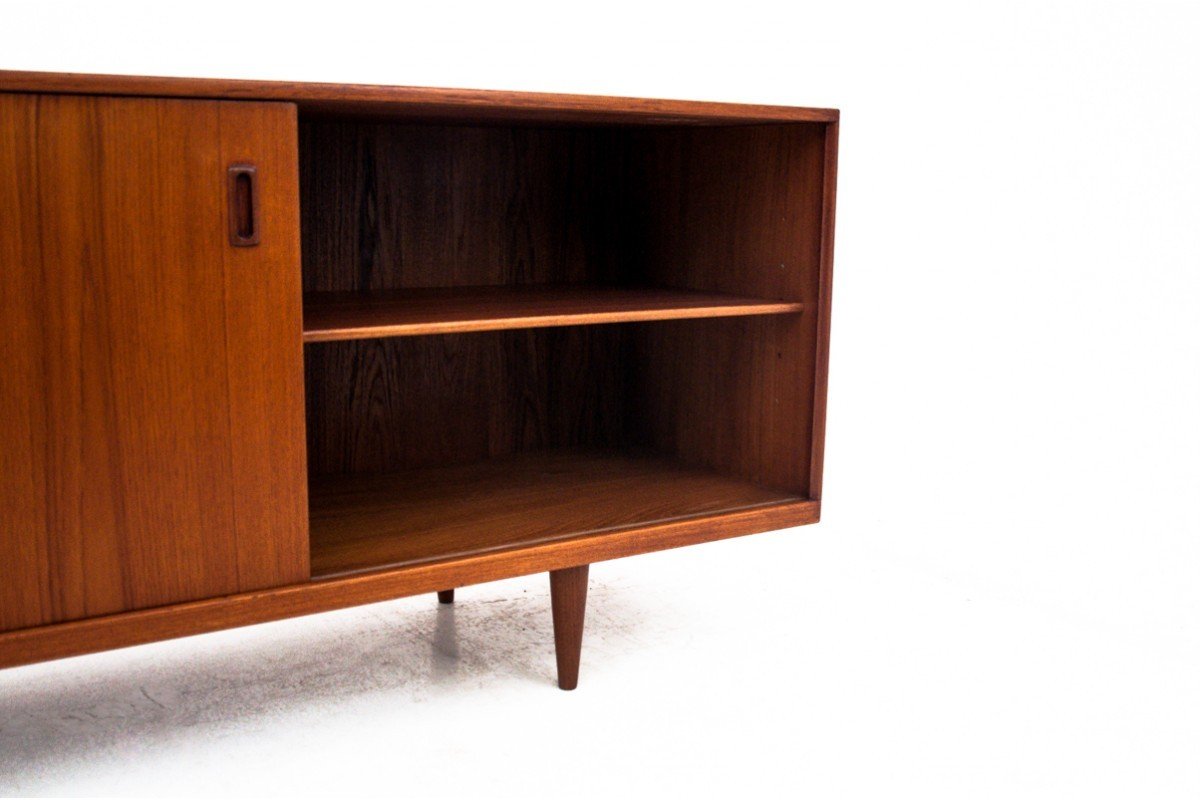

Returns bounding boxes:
[301,291,805,342]
[0,500,818,669]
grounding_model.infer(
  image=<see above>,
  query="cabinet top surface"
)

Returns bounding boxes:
[0,70,839,125]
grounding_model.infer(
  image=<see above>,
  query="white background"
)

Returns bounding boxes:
[2,1,1198,796]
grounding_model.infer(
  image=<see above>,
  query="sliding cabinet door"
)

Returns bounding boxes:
[0,93,308,631]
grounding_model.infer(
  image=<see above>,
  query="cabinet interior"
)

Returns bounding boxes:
[298,115,828,577]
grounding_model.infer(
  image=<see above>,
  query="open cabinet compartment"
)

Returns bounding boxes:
[299,115,829,578]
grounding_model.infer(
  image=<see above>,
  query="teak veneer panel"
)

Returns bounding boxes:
[308,449,803,577]
[0,94,309,632]
[302,285,803,341]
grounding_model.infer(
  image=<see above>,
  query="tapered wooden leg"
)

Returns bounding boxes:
[549,564,589,690]
[437,589,455,604]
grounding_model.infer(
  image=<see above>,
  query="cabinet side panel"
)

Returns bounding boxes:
[218,101,310,587]
[625,125,828,494]
[808,122,839,501]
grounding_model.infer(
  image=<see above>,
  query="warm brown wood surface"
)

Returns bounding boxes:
[0,94,308,633]
[309,449,802,577]
[550,565,589,690]
[0,498,817,669]
[808,122,840,501]
[0,74,837,678]
[0,70,838,125]
[216,101,312,587]
[303,285,803,341]
[624,124,831,494]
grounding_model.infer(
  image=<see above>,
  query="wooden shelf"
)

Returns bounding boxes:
[308,449,804,578]
[302,285,803,342]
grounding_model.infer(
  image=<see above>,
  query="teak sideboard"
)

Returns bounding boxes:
[0,71,838,690]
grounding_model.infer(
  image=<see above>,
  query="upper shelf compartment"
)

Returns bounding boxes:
[302,284,802,342]
[299,120,826,342]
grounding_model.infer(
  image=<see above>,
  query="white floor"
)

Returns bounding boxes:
[3,502,1197,797]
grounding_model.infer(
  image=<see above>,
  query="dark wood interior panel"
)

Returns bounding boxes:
[622,124,829,493]
[625,315,812,493]
[626,124,826,301]
[299,121,628,291]
[304,326,628,476]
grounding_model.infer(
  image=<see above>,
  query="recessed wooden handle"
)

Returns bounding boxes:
[227,163,260,246]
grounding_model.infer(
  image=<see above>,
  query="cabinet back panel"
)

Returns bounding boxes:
[299,121,629,290]
[304,327,628,475]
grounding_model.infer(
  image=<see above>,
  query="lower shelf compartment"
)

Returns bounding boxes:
[308,449,803,578]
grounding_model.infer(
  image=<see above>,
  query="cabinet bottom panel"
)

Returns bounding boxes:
[310,448,802,578]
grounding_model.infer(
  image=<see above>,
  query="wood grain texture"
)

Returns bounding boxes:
[304,325,627,475]
[0,499,818,669]
[299,122,628,292]
[302,285,803,342]
[0,94,308,633]
[622,124,831,494]
[216,101,312,587]
[0,70,839,125]
[808,122,840,501]
[308,449,802,577]
[550,565,589,690]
